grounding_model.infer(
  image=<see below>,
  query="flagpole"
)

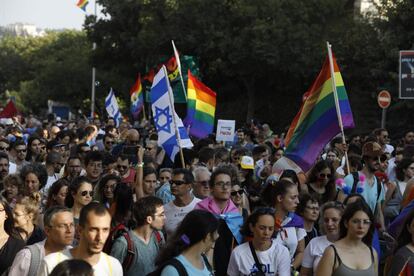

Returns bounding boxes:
[163,65,186,168]
[171,40,188,101]
[90,1,98,119]
[326,42,350,174]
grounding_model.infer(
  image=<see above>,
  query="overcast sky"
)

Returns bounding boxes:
[0,0,102,30]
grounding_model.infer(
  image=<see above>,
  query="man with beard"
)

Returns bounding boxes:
[9,206,75,275]
[0,152,10,190]
[344,141,386,232]
[42,152,63,196]
[63,156,83,183]
[38,202,122,276]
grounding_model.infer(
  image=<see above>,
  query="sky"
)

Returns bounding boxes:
[0,0,102,30]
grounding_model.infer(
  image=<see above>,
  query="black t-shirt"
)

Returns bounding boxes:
[0,236,26,275]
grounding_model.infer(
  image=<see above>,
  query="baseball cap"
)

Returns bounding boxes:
[240,156,254,170]
[362,141,383,158]
[46,140,65,150]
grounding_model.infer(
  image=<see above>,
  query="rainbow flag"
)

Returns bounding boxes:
[76,0,89,11]
[184,70,216,138]
[284,54,354,171]
[130,74,144,119]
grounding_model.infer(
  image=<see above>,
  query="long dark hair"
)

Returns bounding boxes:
[307,160,336,202]
[395,209,414,253]
[112,183,134,226]
[26,135,42,162]
[65,176,91,208]
[46,179,69,209]
[0,196,19,238]
[49,259,93,276]
[240,207,275,237]
[156,210,219,266]
[339,200,375,246]
[396,159,414,182]
[97,174,121,205]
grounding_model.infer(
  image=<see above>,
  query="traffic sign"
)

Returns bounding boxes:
[378,90,391,109]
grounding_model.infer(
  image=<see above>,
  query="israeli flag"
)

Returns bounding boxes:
[151,65,193,162]
[105,88,122,127]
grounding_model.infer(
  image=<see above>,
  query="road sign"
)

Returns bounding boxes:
[378,90,391,109]
[399,51,414,99]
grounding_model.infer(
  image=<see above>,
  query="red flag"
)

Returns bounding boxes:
[399,259,412,276]
[0,100,18,118]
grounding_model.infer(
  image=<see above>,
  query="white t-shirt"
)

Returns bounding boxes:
[274,217,307,260]
[227,241,290,276]
[301,235,332,274]
[164,197,201,238]
[38,248,123,276]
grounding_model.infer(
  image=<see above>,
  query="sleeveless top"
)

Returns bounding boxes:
[331,245,375,276]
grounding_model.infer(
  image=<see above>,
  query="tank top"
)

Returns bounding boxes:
[331,244,375,276]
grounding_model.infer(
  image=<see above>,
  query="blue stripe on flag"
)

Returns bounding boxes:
[151,76,168,104]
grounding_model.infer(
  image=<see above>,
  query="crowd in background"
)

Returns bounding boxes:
[0,114,413,275]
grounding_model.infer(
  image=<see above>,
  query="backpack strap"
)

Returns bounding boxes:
[27,244,41,276]
[167,258,188,276]
[122,231,135,272]
[351,172,359,194]
[201,253,213,273]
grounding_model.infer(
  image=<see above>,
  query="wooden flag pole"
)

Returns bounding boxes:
[326,42,350,174]
[163,65,186,168]
[172,40,188,101]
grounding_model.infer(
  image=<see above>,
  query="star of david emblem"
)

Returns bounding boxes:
[154,106,173,133]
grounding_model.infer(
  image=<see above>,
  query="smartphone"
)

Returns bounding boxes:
[122,145,138,155]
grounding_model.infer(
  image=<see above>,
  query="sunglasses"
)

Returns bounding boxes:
[0,147,9,151]
[80,191,93,197]
[117,165,128,170]
[145,147,154,151]
[16,149,27,153]
[105,141,114,145]
[319,173,332,178]
[231,190,244,196]
[171,180,187,186]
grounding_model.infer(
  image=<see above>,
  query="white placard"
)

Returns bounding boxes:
[216,119,235,142]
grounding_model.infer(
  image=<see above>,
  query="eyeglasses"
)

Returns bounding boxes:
[145,147,154,151]
[197,180,210,187]
[171,180,187,186]
[231,190,244,196]
[105,141,114,145]
[305,206,320,212]
[80,191,94,197]
[53,223,75,231]
[214,181,231,189]
[16,149,27,153]
[117,165,128,170]
[350,219,371,226]
[0,147,9,151]
[319,173,332,178]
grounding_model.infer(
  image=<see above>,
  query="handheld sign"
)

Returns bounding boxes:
[216,120,235,142]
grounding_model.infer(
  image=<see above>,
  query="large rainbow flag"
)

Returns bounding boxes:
[284,54,354,172]
[130,74,144,119]
[76,0,89,11]
[183,70,216,138]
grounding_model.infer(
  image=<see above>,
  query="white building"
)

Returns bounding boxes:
[3,23,45,37]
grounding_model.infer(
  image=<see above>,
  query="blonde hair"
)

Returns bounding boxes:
[16,192,41,223]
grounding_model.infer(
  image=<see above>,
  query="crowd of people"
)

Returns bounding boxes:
[0,115,414,276]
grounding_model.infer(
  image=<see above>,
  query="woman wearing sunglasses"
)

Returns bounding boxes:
[65,176,93,232]
[230,184,249,220]
[307,160,344,204]
[227,207,290,276]
[316,200,377,276]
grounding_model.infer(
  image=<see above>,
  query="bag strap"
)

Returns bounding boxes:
[351,172,359,194]
[168,258,188,276]
[201,253,213,273]
[122,231,135,272]
[249,241,264,274]
[27,244,41,276]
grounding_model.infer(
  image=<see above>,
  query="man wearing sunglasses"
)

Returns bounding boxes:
[12,139,29,173]
[117,154,135,187]
[344,141,386,233]
[163,168,201,238]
